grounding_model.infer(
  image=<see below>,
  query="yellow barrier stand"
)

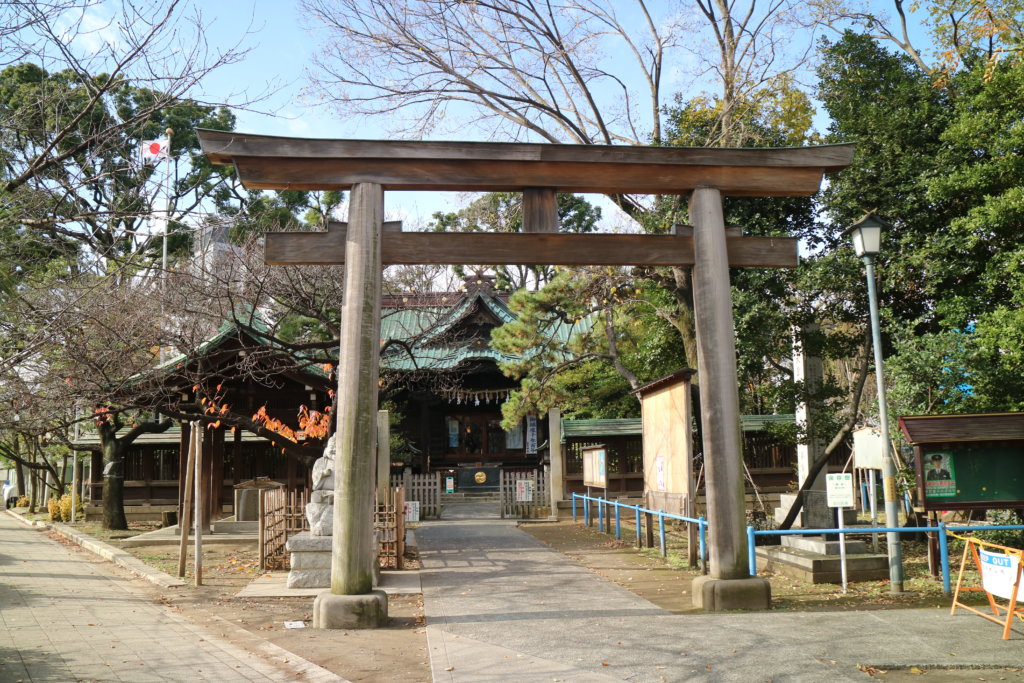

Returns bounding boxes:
[949,532,1024,640]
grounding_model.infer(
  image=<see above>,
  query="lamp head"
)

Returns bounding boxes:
[842,212,891,257]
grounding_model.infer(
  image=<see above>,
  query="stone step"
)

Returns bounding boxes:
[213,520,258,534]
[440,492,501,502]
[755,545,889,584]
[781,534,869,556]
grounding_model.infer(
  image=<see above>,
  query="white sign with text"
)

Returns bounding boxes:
[980,548,1022,601]
[826,473,855,508]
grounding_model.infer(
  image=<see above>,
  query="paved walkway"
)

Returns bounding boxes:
[419,504,1023,682]
[0,512,341,682]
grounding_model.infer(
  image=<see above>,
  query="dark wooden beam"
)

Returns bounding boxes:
[523,188,558,233]
[198,130,854,196]
[199,129,854,170]
[232,157,829,196]
[264,224,798,268]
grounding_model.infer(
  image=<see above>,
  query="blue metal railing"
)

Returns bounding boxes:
[571,493,1024,597]
[572,493,708,568]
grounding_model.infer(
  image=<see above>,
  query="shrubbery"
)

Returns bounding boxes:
[46,492,82,522]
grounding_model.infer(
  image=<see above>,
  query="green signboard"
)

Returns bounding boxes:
[918,441,1024,509]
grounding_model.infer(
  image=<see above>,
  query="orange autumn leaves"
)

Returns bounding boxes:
[252,404,332,446]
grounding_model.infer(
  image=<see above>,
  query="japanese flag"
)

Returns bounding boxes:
[141,138,169,163]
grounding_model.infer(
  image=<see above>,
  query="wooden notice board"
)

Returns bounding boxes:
[582,445,607,489]
[899,413,1024,511]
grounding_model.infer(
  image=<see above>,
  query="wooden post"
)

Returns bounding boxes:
[178,422,190,519]
[211,427,224,522]
[548,408,564,514]
[523,187,558,233]
[258,488,266,570]
[177,424,197,578]
[331,182,384,596]
[200,428,212,532]
[376,410,390,500]
[70,453,79,523]
[690,186,748,580]
[194,425,204,586]
[232,426,242,483]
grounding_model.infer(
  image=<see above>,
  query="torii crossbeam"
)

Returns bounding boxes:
[199,130,854,622]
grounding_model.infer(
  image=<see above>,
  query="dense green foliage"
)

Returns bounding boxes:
[818,32,1024,419]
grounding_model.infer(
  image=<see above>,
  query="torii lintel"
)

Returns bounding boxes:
[263,222,798,268]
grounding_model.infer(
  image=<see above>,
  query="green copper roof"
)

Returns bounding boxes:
[380,288,561,372]
[562,418,642,439]
[561,415,796,441]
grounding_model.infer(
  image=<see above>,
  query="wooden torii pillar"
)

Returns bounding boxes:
[199,131,854,619]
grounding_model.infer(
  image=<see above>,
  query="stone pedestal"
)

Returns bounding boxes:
[313,590,388,629]
[691,575,771,611]
[286,532,333,589]
[286,530,383,589]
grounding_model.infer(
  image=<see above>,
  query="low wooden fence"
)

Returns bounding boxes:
[259,487,308,570]
[500,469,549,519]
[390,471,441,519]
[375,486,406,570]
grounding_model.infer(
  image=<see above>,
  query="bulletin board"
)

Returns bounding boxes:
[914,440,1024,511]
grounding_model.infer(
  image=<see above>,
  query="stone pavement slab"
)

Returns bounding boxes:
[0,511,345,682]
[418,506,1023,682]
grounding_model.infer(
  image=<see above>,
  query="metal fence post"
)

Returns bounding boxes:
[615,502,621,540]
[939,523,951,596]
[635,505,642,548]
[658,511,666,557]
[699,516,707,572]
[572,493,578,522]
[747,525,757,577]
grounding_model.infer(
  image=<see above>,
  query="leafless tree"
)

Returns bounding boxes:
[303,0,821,147]
[300,0,829,371]
[1,0,255,195]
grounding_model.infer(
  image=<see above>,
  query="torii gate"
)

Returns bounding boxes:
[199,130,853,624]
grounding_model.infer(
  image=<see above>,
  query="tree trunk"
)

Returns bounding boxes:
[102,439,128,530]
[14,459,25,504]
[73,456,83,502]
[28,467,38,513]
[50,462,62,497]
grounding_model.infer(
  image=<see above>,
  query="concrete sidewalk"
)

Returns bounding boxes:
[0,512,344,682]
[418,508,1022,682]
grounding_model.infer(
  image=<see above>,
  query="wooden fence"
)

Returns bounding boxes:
[390,471,441,519]
[500,469,550,519]
[375,486,405,570]
[259,487,308,570]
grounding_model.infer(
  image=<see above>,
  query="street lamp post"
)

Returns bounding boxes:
[844,212,905,593]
